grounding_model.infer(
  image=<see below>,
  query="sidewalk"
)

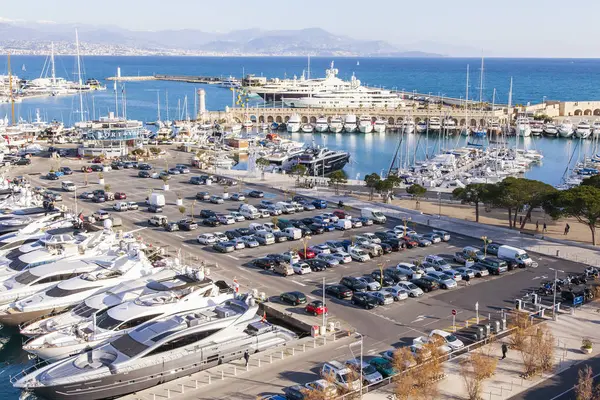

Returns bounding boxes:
[362,306,600,400]
[219,169,600,266]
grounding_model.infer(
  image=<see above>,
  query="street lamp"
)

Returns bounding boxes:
[402,217,411,233]
[437,191,441,218]
[549,267,564,320]
[481,236,490,257]
[348,332,364,398]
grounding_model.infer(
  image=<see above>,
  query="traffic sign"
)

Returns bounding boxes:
[451,309,457,316]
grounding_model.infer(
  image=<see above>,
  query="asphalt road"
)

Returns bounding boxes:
[11,149,593,396]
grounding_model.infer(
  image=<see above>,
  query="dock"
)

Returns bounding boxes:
[105,74,224,84]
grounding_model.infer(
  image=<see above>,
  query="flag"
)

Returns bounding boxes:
[78,212,84,222]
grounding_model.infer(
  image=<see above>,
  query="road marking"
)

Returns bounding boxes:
[226,255,240,260]
[290,280,307,287]
[411,315,426,323]
[182,244,190,248]
[175,234,186,239]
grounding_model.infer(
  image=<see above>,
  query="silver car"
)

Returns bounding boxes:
[426,272,457,289]
[383,286,408,301]
[454,267,476,279]
[316,253,340,267]
[395,282,424,297]
[240,235,260,248]
[369,291,394,305]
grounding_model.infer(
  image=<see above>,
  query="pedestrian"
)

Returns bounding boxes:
[244,349,250,367]
[501,343,508,359]
[464,273,471,286]
[543,222,547,233]
[566,223,570,235]
[536,220,539,232]
[519,216,523,226]
[564,224,568,235]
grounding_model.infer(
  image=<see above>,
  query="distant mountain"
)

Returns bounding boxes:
[0,19,444,57]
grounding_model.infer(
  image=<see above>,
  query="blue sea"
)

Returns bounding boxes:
[0,56,599,397]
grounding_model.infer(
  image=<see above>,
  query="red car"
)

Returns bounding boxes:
[80,166,93,173]
[305,300,328,316]
[401,236,418,249]
[333,210,348,220]
[298,249,316,259]
[92,157,103,164]
[114,192,127,200]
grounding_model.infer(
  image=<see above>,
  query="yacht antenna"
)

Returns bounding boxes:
[75,30,85,122]
[465,64,469,135]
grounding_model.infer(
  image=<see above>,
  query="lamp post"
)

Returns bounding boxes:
[549,267,564,320]
[377,261,385,287]
[402,217,411,235]
[437,191,441,218]
[481,236,489,257]
[349,332,364,398]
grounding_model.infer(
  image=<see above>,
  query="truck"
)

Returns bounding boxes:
[282,227,302,241]
[497,245,535,268]
[361,208,387,224]
[148,193,166,207]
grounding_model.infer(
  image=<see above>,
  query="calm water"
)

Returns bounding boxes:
[0,55,599,396]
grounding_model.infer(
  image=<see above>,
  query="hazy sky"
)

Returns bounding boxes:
[3,0,600,57]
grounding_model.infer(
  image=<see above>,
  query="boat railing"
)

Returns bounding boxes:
[9,358,52,384]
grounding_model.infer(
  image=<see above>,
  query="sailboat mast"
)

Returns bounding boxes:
[157,91,161,122]
[166,90,169,121]
[307,54,311,80]
[465,64,469,134]
[7,52,14,126]
[51,42,56,86]
[479,56,484,107]
[75,30,84,122]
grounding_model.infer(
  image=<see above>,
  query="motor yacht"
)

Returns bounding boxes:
[13,295,296,400]
[0,244,153,326]
[358,116,373,133]
[373,118,387,133]
[442,118,457,134]
[329,116,344,133]
[344,114,357,133]
[516,117,531,137]
[593,120,600,139]
[403,118,415,134]
[242,119,253,130]
[428,117,441,131]
[575,120,592,139]
[285,85,404,109]
[301,123,314,133]
[24,273,234,360]
[0,212,74,254]
[315,116,329,133]
[544,123,558,137]
[530,121,543,136]
[487,120,502,135]
[558,118,574,138]
[286,114,301,133]
[416,121,427,133]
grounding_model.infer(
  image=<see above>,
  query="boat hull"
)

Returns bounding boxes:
[287,123,300,133]
[575,130,591,139]
[315,124,329,133]
[343,125,357,133]
[329,124,343,133]
[0,307,65,327]
[373,125,386,133]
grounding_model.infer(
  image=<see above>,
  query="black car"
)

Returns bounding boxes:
[374,231,397,241]
[381,239,405,252]
[351,292,378,309]
[202,217,221,227]
[196,192,210,200]
[248,190,264,198]
[380,243,393,254]
[138,170,151,178]
[339,277,368,293]
[369,271,396,287]
[253,257,277,270]
[148,204,163,213]
[225,230,242,240]
[383,268,409,283]
[177,219,198,231]
[236,227,251,236]
[59,167,73,175]
[280,291,307,306]
[47,172,59,180]
[283,385,306,400]
[305,259,328,272]
[139,163,152,170]
[15,158,31,166]
[411,278,440,293]
[325,284,353,299]
[266,253,287,264]
[200,210,216,219]
[308,223,325,235]
[90,164,104,172]
[111,162,124,170]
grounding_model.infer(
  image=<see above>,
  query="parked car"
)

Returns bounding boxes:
[292,262,311,275]
[305,259,328,272]
[394,281,424,297]
[254,257,277,270]
[325,284,353,299]
[369,291,394,305]
[59,167,73,175]
[164,221,179,232]
[248,190,264,198]
[197,233,217,245]
[425,272,457,289]
[401,236,419,248]
[305,300,328,316]
[340,277,368,293]
[356,276,381,291]
[196,192,210,200]
[178,219,198,231]
[411,278,439,293]
[298,248,316,260]
[240,236,260,248]
[422,233,442,244]
[383,286,409,301]
[330,252,352,264]
[114,192,127,200]
[469,264,491,278]
[351,292,378,309]
[368,357,396,378]
[217,214,236,225]
[370,271,396,287]
[200,209,216,219]
[280,291,307,305]
[148,204,163,213]
[210,195,224,204]
[138,170,151,178]
[230,193,246,201]
[213,241,235,253]
[202,217,221,227]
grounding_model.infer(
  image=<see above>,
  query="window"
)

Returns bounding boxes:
[143,329,220,357]
[119,314,161,331]
[36,272,80,285]
[46,285,101,298]
[14,271,39,285]
[73,303,99,318]
[111,334,149,358]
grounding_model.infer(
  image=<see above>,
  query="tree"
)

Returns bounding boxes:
[329,170,348,195]
[452,183,493,223]
[406,184,427,210]
[178,206,186,216]
[290,164,308,186]
[575,366,595,400]
[545,185,600,245]
[392,347,417,400]
[364,173,381,201]
[460,350,498,400]
[375,178,394,203]
[581,175,600,189]
[256,157,271,181]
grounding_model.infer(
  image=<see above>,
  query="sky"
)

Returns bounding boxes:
[3,0,600,57]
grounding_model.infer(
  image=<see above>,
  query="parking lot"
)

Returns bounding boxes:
[14,151,595,397]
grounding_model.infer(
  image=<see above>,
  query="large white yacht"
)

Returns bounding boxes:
[575,120,592,139]
[516,117,531,137]
[286,114,301,133]
[593,120,600,138]
[285,84,405,109]
[344,114,357,133]
[358,116,373,133]
[442,118,457,134]
[428,117,441,131]
[0,245,153,326]
[558,118,574,138]
[403,118,415,134]
[530,121,543,136]
[24,273,234,360]
[416,121,427,133]
[13,295,296,400]
[373,118,387,133]
[544,122,558,137]
[0,212,74,253]
[329,116,344,133]
[315,116,329,133]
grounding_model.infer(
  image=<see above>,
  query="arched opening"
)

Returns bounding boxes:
[480,119,485,126]
[301,116,308,123]
[276,116,283,123]
[327,117,332,124]
[594,109,600,116]
[574,109,583,116]
[310,116,316,124]
[415,117,421,124]
[284,116,290,123]
[585,109,592,116]
[470,119,477,127]
[460,119,466,126]
[258,116,264,123]
[396,117,403,124]
[267,116,274,123]
[388,117,395,125]
[250,115,257,122]
[371,116,377,123]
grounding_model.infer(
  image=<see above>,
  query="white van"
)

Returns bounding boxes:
[149,193,166,207]
[238,204,260,220]
[283,227,302,240]
[335,219,352,230]
[113,202,129,212]
[321,361,361,392]
[361,208,387,224]
[254,231,275,245]
[61,181,76,192]
[275,202,296,214]
[497,245,534,267]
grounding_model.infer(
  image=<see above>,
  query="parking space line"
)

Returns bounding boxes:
[226,255,240,260]
[175,234,186,239]
[290,280,307,287]
[182,244,190,248]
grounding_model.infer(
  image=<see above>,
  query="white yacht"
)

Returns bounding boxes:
[544,122,558,137]
[0,245,153,326]
[530,121,543,136]
[373,118,387,133]
[242,119,253,129]
[488,120,502,135]
[0,212,74,254]
[219,76,241,89]
[13,295,296,400]
[329,116,344,133]
[344,114,357,133]
[286,114,301,133]
[558,118,574,138]
[575,120,592,139]
[358,116,373,133]
[442,118,457,134]
[516,117,531,137]
[416,121,427,133]
[286,84,405,109]
[24,273,235,361]
[315,116,329,133]
[428,117,441,131]
[593,120,600,139]
[301,123,314,133]
[403,118,415,134]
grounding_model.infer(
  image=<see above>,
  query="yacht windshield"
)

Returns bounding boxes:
[95,311,123,330]
[47,285,101,298]
[14,270,40,284]
[73,303,99,318]
[111,334,149,357]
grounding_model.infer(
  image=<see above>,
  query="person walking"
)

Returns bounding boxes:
[519,216,523,226]
[244,349,250,367]
[536,220,539,232]
[464,273,471,286]
[543,222,547,233]
[566,223,570,235]
[501,343,508,359]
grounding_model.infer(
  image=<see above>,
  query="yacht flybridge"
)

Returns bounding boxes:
[13,295,296,400]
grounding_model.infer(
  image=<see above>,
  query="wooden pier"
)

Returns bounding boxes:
[105,74,224,84]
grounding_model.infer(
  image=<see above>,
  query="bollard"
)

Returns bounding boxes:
[153,394,156,400]
[466,320,469,328]
[195,379,198,389]
[234,366,237,376]
[281,350,284,359]
[167,389,171,399]
[246,364,249,372]
[258,359,261,368]
[221,370,224,380]
[208,375,211,385]
[556,250,560,257]
[181,384,185,394]
[303,343,306,352]
[270,354,273,363]
[292,348,295,356]
[313,338,316,348]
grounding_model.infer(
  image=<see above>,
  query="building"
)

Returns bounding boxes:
[77,112,145,158]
